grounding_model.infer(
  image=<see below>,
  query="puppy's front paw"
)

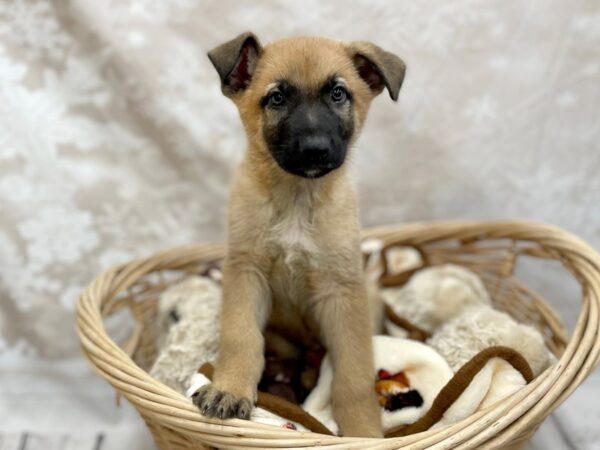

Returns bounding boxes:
[192,385,253,420]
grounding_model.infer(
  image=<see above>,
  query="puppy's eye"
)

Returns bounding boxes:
[331,85,347,103]
[268,90,285,107]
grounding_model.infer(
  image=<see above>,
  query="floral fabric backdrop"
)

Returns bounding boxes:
[0,0,599,447]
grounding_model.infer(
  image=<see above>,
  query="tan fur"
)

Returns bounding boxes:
[197,35,405,438]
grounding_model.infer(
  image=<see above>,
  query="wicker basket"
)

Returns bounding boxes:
[76,220,600,450]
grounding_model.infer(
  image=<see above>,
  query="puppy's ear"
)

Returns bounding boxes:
[208,32,263,97]
[348,42,406,101]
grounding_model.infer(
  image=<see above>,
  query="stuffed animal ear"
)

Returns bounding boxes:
[208,32,263,97]
[348,41,406,101]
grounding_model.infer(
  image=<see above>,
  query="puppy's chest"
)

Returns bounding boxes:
[268,206,319,268]
[265,197,321,303]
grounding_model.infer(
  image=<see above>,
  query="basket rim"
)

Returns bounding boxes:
[76,219,600,450]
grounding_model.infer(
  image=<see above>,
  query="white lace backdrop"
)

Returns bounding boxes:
[0,1,599,448]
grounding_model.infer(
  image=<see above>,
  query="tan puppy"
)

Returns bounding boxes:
[193,32,405,437]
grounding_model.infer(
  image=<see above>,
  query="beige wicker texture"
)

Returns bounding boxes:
[76,220,600,450]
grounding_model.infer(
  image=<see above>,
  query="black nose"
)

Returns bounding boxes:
[298,136,331,163]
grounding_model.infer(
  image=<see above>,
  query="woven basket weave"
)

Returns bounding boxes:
[76,220,600,450]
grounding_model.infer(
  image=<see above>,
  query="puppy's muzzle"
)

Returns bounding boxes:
[287,134,339,178]
[279,134,345,179]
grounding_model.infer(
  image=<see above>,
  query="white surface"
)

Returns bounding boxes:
[0,358,156,450]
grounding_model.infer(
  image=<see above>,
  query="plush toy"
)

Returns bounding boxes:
[149,275,221,394]
[382,263,492,335]
[303,336,453,434]
[381,260,555,376]
[428,304,554,376]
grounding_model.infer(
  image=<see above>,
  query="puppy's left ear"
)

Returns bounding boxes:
[348,42,406,101]
[208,32,263,97]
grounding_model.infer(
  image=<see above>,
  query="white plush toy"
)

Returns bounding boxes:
[149,276,221,394]
[302,334,536,435]
[382,264,492,335]
[382,262,555,376]
[303,336,454,435]
[428,305,554,376]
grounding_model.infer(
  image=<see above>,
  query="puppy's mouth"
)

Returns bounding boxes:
[303,168,330,179]
[287,164,336,179]
[273,159,343,179]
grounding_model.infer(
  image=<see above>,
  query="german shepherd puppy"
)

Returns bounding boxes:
[193,32,405,437]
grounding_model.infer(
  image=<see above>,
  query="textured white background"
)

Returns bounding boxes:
[0,0,599,448]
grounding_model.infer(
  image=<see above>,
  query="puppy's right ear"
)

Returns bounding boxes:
[348,41,406,101]
[208,32,263,97]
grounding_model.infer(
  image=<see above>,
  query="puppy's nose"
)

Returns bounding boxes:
[299,136,331,163]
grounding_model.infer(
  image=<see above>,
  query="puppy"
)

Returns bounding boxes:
[193,32,405,438]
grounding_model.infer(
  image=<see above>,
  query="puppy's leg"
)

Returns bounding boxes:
[312,279,382,437]
[194,264,270,420]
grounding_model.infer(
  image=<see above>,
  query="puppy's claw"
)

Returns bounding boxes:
[236,398,252,420]
[191,385,209,408]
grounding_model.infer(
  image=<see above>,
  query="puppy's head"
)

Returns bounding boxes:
[208,33,405,179]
